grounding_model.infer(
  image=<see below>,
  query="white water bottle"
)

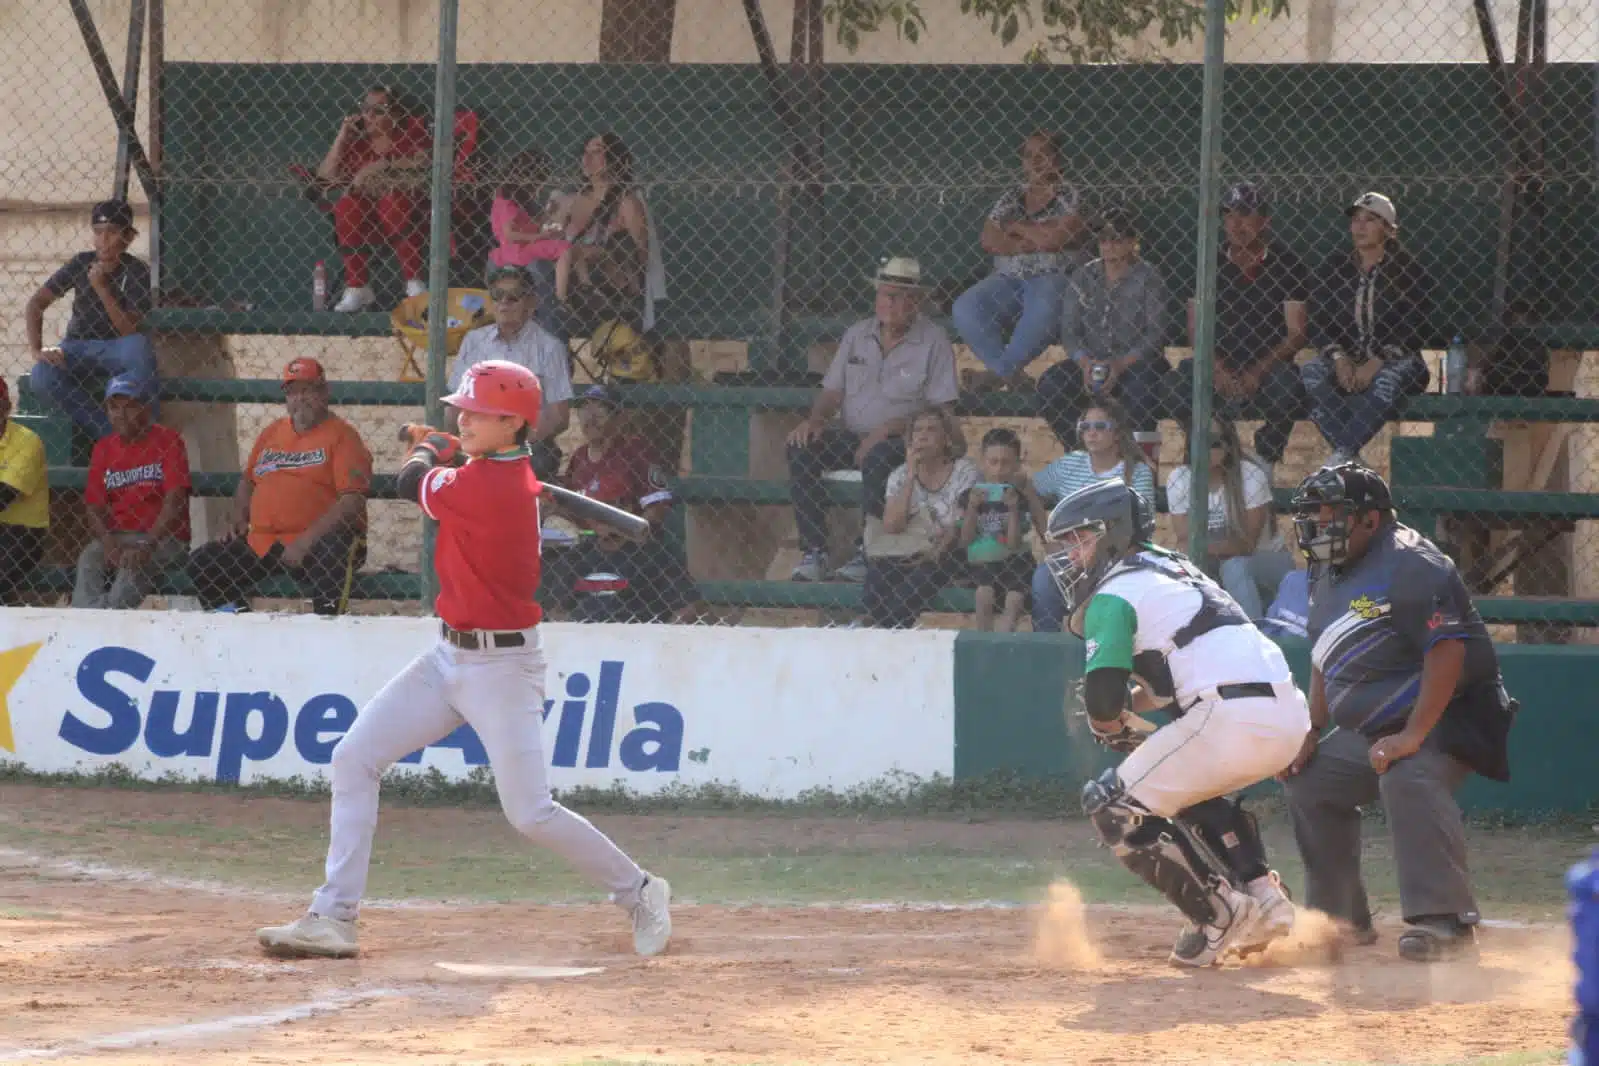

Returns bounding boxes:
[1445,334,1467,394]
[312,260,328,311]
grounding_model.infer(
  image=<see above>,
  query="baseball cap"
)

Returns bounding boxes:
[575,383,622,407]
[104,373,157,403]
[282,357,327,385]
[1347,191,1398,230]
[91,199,135,229]
[1221,182,1269,214]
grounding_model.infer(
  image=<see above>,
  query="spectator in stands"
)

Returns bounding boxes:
[1037,206,1170,443]
[1258,566,1311,641]
[487,150,572,334]
[1302,192,1433,465]
[188,358,372,616]
[952,132,1090,392]
[447,265,573,481]
[24,199,156,440]
[562,524,700,625]
[0,378,49,605]
[1164,182,1309,465]
[959,427,1049,632]
[788,256,960,584]
[1165,413,1295,620]
[542,383,693,621]
[73,374,190,610]
[551,133,667,336]
[863,406,977,629]
[1028,399,1156,632]
[318,85,430,312]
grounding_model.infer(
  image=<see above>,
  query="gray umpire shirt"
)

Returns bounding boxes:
[1305,523,1499,738]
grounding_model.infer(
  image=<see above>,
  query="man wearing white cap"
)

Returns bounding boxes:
[787,256,960,583]
[1301,192,1433,465]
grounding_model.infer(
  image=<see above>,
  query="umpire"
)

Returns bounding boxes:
[1281,462,1516,962]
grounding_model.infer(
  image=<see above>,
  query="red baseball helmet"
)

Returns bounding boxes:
[442,360,544,428]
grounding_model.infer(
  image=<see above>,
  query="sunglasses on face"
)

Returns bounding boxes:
[489,288,528,303]
[1078,419,1115,434]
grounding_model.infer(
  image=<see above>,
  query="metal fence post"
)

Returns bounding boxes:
[1186,0,1228,563]
[419,0,460,608]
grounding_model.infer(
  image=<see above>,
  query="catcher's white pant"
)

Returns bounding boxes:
[1118,680,1311,818]
[309,628,647,922]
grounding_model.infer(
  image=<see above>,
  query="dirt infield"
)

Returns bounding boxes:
[2,850,1574,1065]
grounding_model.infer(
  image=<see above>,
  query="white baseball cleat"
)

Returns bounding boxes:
[1233,870,1297,956]
[630,874,672,957]
[257,912,358,958]
[1168,887,1261,968]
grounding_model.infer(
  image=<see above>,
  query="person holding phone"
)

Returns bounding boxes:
[315,86,430,312]
[959,428,1048,631]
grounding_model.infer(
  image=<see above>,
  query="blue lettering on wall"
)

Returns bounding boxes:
[61,646,148,755]
[56,649,688,779]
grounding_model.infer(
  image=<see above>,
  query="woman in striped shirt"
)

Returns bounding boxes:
[1028,399,1156,632]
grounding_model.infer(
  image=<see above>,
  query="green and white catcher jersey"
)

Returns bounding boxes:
[1081,548,1296,708]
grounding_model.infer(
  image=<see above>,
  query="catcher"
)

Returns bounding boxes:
[1045,479,1308,966]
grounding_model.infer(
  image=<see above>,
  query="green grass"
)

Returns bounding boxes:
[0,783,1591,918]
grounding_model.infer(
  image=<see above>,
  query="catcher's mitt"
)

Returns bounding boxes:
[1084,709,1159,754]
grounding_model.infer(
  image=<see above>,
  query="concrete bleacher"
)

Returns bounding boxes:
[22,59,1594,626]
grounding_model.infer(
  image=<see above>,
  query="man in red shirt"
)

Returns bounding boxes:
[256,359,672,962]
[73,374,190,609]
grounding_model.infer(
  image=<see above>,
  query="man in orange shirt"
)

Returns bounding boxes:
[187,357,372,615]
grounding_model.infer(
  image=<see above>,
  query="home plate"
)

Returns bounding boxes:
[434,962,606,980]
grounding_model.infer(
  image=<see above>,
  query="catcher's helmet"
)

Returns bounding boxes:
[1290,461,1393,571]
[442,359,544,429]
[1043,479,1154,637]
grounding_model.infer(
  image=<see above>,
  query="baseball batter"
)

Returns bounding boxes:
[1044,479,1307,966]
[256,359,672,959]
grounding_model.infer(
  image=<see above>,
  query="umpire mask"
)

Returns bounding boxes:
[1291,463,1392,574]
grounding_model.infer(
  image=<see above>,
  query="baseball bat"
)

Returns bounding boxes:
[398,424,651,544]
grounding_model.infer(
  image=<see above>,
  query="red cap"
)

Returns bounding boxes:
[282,357,327,385]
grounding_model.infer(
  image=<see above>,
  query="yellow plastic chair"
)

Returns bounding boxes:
[391,288,491,382]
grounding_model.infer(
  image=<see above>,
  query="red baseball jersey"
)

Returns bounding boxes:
[418,450,542,631]
[85,425,192,541]
[563,435,672,522]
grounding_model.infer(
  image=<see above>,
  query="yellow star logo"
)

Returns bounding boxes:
[0,641,44,753]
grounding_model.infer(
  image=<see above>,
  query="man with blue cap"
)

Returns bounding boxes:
[74,373,191,609]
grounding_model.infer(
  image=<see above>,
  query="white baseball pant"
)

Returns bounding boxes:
[309,628,647,921]
[1118,681,1311,818]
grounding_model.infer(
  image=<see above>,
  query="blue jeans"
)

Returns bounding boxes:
[1031,559,1068,633]
[952,273,1070,377]
[33,335,158,439]
[1302,354,1430,455]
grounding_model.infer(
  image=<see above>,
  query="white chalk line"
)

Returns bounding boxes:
[0,849,1566,930]
[0,987,408,1062]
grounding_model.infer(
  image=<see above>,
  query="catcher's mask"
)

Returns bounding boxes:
[1043,479,1152,636]
[1291,462,1393,573]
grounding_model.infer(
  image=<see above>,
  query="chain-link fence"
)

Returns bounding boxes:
[2,0,1595,637]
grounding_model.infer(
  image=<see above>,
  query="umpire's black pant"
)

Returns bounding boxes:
[188,529,366,616]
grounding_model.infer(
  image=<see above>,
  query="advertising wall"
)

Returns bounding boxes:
[0,610,957,797]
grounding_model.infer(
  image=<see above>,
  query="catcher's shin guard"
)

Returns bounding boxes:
[1179,796,1270,885]
[1081,769,1238,928]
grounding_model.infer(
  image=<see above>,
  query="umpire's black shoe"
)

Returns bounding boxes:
[1397,916,1479,962]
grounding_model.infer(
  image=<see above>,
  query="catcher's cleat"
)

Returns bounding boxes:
[1230,870,1297,958]
[1168,887,1261,968]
